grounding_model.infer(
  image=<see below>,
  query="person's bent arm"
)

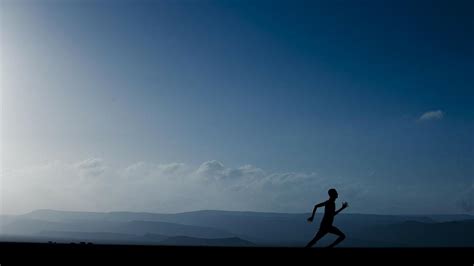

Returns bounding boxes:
[307,201,327,222]
[335,202,349,216]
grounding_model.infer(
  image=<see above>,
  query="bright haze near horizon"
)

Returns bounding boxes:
[0,0,473,216]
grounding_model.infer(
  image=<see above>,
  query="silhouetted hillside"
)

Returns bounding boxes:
[110,220,234,238]
[159,236,255,246]
[37,230,166,245]
[358,220,474,247]
[2,209,473,247]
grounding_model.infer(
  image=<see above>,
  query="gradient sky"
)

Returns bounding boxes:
[1,0,473,215]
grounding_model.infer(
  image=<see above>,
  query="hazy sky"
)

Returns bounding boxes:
[1,0,473,215]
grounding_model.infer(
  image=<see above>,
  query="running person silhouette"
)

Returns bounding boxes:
[305,188,348,248]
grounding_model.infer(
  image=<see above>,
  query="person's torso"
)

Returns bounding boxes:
[321,201,335,226]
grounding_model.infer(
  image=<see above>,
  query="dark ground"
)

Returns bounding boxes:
[0,242,471,265]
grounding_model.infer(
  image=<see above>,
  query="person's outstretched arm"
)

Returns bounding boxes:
[335,202,349,215]
[307,201,327,222]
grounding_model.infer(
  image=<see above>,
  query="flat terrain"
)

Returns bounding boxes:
[0,242,471,265]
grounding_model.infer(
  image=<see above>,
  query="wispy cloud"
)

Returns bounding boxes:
[418,110,444,121]
[3,159,366,214]
[6,158,463,215]
[74,158,106,177]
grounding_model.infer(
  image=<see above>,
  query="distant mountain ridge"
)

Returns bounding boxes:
[1,209,473,247]
[159,236,255,246]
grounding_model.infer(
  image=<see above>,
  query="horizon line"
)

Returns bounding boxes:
[2,208,472,217]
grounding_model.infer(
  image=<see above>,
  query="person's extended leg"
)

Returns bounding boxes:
[326,226,346,248]
[305,229,327,248]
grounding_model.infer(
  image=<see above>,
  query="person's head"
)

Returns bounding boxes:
[328,188,338,199]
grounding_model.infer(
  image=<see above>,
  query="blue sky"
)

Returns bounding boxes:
[1,0,473,214]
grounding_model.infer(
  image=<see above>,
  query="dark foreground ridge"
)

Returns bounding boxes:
[0,242,472,265]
